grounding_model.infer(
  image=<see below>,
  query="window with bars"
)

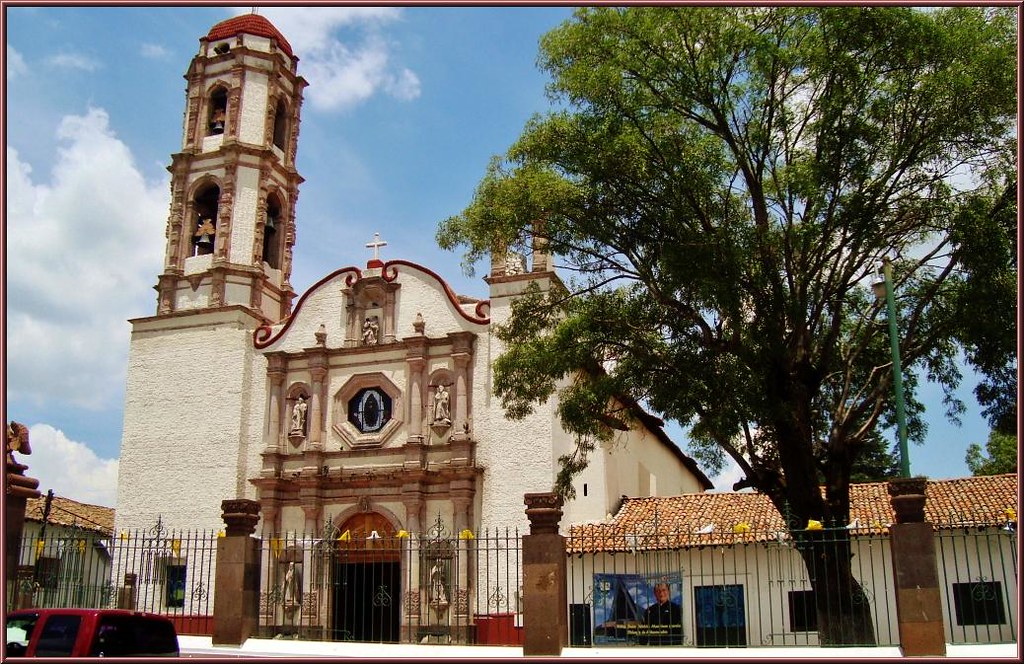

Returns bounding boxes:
[952,581,1006,626]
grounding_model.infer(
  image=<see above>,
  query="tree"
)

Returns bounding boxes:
[966,431,1018,476]
[438,7,1016,644]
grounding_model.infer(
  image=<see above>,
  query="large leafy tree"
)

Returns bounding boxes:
[966,431,1018,476]
[438,7,1016,644]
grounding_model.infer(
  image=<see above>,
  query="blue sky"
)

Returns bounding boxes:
[4,6,994,507]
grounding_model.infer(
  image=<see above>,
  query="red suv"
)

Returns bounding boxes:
[5,609,179,657]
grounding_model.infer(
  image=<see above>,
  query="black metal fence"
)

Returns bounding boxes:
[566,520,1018,648]
[936,524,1018,645]
[256,516,523,646]
[8,520,217,636]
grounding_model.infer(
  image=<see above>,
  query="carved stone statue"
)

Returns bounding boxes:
[283,562,302,607]
[290,397,307,435]
[429,560,448,607]
[362,316,379,345]
[433,385,451,424]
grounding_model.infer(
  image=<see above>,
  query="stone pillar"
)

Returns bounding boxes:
[452,493,472,629]
[405,339,427,441]
[308,356,327,450]
[449,332,474,442]
[887,477,946,657]
[213,499,262,646]
[302,505,322,537]
[267,357,286,450]
[522,492,567,657]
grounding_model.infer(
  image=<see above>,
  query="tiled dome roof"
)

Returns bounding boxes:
[207,14,293,59]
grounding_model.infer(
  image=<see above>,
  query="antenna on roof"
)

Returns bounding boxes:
[251,7,258,15]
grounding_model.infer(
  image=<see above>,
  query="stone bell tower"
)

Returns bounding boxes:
[116,14,305,534]
[156,13,306,322]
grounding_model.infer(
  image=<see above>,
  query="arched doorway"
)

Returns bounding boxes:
[331,512,400,643]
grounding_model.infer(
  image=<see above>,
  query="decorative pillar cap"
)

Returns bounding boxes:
[524,492,563,535]
[221,498,261,536]
[887,477,928,524]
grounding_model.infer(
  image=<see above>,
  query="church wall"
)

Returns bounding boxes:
[116,310,264,534]
[473,298,556,533]
[229,167,260,265]
[239,74,270,146]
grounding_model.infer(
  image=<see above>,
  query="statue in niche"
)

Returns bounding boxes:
[433,385,451,425]
[283,561,302,607]
[290,396,307,435]
[429,560,448,607]
[362,316,380,345]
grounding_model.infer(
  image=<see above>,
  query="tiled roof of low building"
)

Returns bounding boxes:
[567,474,1018,553]
[25,495,115,537]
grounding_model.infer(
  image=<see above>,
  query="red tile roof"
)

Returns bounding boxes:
[25,495,114,537]
[207,15,293,59]
[568,474,1018,552]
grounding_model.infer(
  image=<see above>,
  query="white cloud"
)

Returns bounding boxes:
[20,424,119,508]
[6,108,167,411]
[234,7,420,112]
[140,43,171,60]
[47,52,100,71]
[6,45,27,77]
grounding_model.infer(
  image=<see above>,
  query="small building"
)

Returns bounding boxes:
[566,474,1018,648]
[16,494,115,609]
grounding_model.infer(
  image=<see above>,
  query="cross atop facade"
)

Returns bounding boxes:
[365,232,387,267]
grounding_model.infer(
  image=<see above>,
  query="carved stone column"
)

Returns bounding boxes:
[449,332,474,442]
[402,486,424,626]
[267,356,286,451]
[405,339,427,440]
[452,486,474,629]
[522,492,567,656]
[308,354,327,451]
[301,505,322,536]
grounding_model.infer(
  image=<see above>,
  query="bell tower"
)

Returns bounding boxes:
[116,14,306,534]
[156,14,306,322]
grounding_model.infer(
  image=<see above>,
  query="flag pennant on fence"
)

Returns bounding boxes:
[35,539,44,557]
[271,538,283,558]
[171,539,181,557]
[338,529,351,541]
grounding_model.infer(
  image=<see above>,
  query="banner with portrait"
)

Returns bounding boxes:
[592,572,684,645]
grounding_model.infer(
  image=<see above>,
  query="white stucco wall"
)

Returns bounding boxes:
[116,309,267,535]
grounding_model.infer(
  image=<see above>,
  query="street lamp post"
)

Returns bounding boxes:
[874,257,911,478]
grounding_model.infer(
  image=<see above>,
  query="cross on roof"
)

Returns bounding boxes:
[366,233,387,262]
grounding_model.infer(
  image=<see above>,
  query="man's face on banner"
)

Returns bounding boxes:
[654,583,671,605]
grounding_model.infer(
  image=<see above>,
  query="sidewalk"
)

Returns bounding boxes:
[178,635,1019,659]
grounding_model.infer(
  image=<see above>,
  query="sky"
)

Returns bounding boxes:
[4,6,996,508]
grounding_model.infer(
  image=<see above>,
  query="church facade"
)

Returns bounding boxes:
[114,15,710,549]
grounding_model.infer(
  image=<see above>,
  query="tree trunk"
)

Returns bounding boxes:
[795,529,876,645]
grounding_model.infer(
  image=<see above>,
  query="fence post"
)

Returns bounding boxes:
[887,477,946,656]
[212,499,262,646]
[522,492,567,656]
[116,573,138,610]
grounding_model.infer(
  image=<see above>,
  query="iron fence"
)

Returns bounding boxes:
[936,523,1018,645]
[567,522,901,648]
[256,516,523,645]
[8,520,217,636]
[566,519,1019,648]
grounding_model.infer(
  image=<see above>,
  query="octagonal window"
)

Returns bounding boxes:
[348,388,393,434]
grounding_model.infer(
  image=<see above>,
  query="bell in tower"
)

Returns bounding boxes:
[156,13,307,322]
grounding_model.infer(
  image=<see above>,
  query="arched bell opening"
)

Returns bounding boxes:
[263,192,284,270]
[191,183,220,256]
